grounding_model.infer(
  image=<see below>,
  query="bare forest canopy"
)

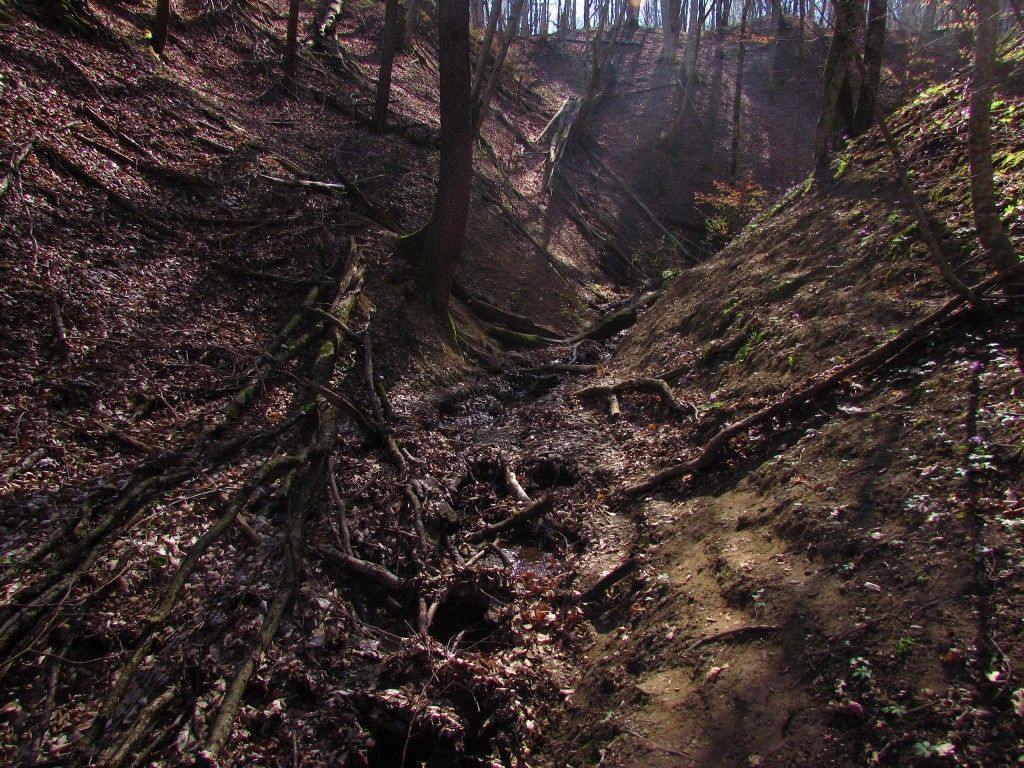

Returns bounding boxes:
[0,0,1023,765]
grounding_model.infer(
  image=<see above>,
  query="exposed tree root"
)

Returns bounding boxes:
[208,262,331,287]
[0,138,35,204]
[684,624,781,652]
[317,545,406,591]
[37,144,175,237]
[623,274,1005,497]
[200,238,363,760]
[577,378,693,419]
[83,453,306,749]
[523,363,597,375]
[76,133,212,189]
[580,557,639,604]
[99,686,178,768]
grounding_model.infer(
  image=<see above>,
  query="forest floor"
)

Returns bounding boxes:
[2,2,1024,767]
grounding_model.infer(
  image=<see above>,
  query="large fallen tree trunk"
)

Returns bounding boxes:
[624,274,1006,497]
[453,281,562,339]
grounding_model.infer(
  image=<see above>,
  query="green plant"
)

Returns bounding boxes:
[849,656,872,682]
[705,215,730,243]
[912,741,955,759]
[630,235,675,276]
[895,636,916,660]
[832,154,851,180]
[722,295,740,318]
[735,328,768,362]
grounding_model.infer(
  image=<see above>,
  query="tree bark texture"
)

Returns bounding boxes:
[416,0,475,319]
[151,0,170,54]
[968,0,1020,286]
[852,0,886,135]
[373,0,402,130]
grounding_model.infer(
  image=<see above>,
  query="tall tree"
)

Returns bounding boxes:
[152,0,170,54]
[729,0,752,180]
[283,0,301,78]
[852,0,886,134]
[471,0,503,105]
[813,0,863,178]
[474,0,527,133]
[373,0,402,130]
[766,0,783,92]
[967,0,1021,286]
[664,0,705,144]
[660,0,676,59]
[416,0,474,320]
[402,0,423,49]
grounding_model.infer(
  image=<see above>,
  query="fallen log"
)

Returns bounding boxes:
[576,378,693,419]
[486,325,562,348]
[568,290,660,343]
[580,557,638,603]
[453,281,562,339]
[467,494,554,543]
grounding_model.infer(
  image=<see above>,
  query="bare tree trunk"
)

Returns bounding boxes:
[474,0,526,132]
[813,0,862,178]
[373,0,402,130]
[152,0,170,54]
[660,0,676,58]
[416,0,474,321]
[729,0,751,180]
[665,0,704,143]
[283,0,301,79]
[472,0,504,104]
[852,0,885,134]
[402,0,423,48]
[766,0,782,92]
[1009,0,1024,31]
[796,0,804,83]
[717,0,730,30]
[570,0,625,142]
[968,0,1020,287]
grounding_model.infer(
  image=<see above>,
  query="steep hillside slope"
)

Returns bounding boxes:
[544,45,1024,768]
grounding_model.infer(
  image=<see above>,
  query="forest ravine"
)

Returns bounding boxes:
[1,0,1023,766]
